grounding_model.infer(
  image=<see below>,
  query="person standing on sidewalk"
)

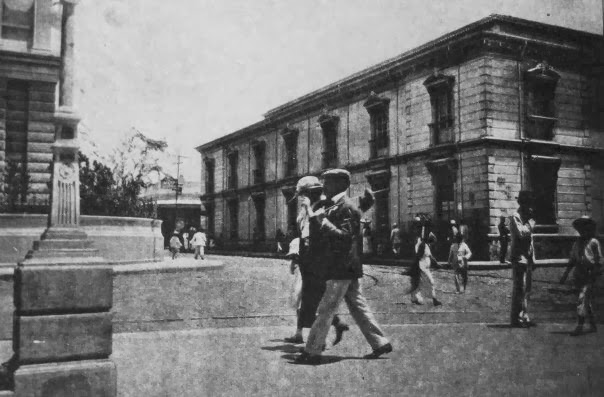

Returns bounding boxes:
[285,176,349,346]
[390,223,402,257]
[295,169,392,364]
[448,233,472,293]
[169,231,182,260]
[560,216,602,336]
[509,191,536,328]
[498,216,510,264]
[190,227,207,260]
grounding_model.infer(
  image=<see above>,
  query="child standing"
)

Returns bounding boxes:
[449,233,472,293]
[560,216,602,336]
[190,227,207,260]
[169,231,182,260]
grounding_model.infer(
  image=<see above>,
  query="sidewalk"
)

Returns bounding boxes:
[206,249,568,270]
[111,323,604,397]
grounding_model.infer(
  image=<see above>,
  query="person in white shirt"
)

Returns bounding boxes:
[190,227,207,260]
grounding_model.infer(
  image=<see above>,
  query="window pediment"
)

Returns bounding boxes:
[363,91,390,111]
[525,62,560,85]
[423,73,455,93]
[280,125,299,139]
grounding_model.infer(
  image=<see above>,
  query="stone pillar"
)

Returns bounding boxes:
[1,1,117,395]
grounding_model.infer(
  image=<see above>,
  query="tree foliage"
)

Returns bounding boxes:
[79,129,166,218]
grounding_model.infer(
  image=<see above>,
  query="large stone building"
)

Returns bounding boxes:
[0,0,63,212]
[196,15,604,259]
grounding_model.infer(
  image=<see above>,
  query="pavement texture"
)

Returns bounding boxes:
[0,254,603,396]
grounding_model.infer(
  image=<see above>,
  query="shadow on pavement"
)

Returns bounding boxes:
[261,344,302,354]
[281,353,366,366]
[486,324,516,329]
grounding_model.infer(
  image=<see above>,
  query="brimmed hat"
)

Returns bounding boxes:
[321,168,351,183]
[288,176,323,203]
[572,216,596,232]
[517,190,534,205]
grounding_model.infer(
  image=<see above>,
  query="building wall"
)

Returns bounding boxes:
[197,18,604,258]
[0,0,63,210]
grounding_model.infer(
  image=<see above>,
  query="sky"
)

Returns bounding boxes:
[73,0,602,181]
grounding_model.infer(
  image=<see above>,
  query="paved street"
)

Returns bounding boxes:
[1,254,603,396]
[111,255,601,332]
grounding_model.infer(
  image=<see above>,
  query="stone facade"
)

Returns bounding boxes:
[0,0,63,212]
[196,15,604,259]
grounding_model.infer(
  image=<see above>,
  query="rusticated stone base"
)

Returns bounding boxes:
[13,359,116,397]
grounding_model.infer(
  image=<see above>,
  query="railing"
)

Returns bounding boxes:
[429,118,454,146]
[525,114,556,140]
[253,169,265,185]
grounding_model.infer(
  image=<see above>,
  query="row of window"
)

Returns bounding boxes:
[204,63,560,194]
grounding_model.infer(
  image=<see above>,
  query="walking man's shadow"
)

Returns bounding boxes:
[262,340,368,366]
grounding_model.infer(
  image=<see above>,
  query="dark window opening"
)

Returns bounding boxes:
[364,92,390,159]
[287,197,297,235]
[253,143,266,184]
[529,160,559,227]
[424,74,455,146]
[228,199,239,240]
[227,151,238,190]
[1,0,34,43]
[253,197,266,241]
[284,135,297,177]
[436,182,455,222]
[206,202,215,237]
[204,159,215,194]
[321,121,338,169]
[525,62,560,140]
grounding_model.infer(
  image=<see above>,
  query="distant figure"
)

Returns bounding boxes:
[276,229,285,253]
[498,216,510,264]
[190,227,207,260]
[449,233,472,293]
[509,190,536,328]
[169,231,182,260]
[560,216,603,336]
[390,223,402,256]
[362,220,373,256]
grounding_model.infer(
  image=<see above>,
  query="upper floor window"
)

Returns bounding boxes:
[525,62,559,141]
[318,111,339,169]
[281,127,298,178]
[1,0,34,44]
[227,150,238,190]
[204,158,215,194]
[252,141,266,185]
[364,92,390,159]
[424,73,455,146]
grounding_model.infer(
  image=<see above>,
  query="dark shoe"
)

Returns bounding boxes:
[511,321,528,328]
[525,320,537,328]
[293,352,321,365]
[333,324,349,346]
[570,325,583,336]
[433,298,442,307]
[411,298,423,305]
[364,343,393,359]
[284,335,304,344]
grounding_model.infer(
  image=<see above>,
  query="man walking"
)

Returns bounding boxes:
[190,227,207,260]
[295,169,392,364]
[509,191,536,328]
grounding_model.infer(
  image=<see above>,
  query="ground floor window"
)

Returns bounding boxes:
[253,196,265,241]
[529,158,560,226]
[436,182,455,221]
[228,199,239,240]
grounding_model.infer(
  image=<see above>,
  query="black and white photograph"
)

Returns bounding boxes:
[0,0,603,395]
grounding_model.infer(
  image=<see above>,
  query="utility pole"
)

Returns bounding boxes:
[172,154,188,229]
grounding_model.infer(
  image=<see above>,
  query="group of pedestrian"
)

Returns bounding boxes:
[285,169,393,364]
[169,227,207,260]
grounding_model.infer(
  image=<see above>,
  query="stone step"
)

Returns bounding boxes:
[34,239,94,250]
[41,229,88,241]
[25,248,99,259]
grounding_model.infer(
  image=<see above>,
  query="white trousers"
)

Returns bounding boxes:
[305,278,389,355]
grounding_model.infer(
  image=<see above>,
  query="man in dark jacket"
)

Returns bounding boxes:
[295,169,392,364]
